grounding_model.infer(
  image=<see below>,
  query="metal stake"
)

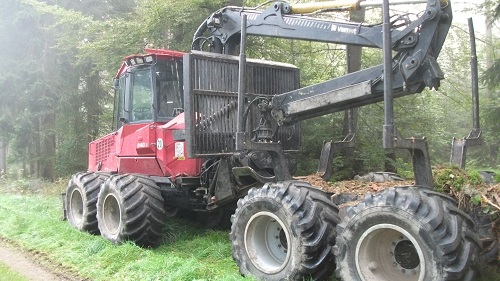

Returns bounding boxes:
[382,0,394,149]
[236,15,248,151]
[468,18,480,131]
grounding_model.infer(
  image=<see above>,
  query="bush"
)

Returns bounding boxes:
[468,170,483,186]
[433,166,467,192]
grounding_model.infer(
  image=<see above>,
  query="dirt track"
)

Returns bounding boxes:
[0,239,76,281]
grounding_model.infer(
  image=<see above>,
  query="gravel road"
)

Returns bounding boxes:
[0,239,78,281]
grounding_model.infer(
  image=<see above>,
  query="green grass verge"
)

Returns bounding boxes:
[0,262,27,281]
[0,192,252,281]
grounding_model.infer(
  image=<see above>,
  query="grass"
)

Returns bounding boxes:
[0,184,251,281]
[0,262,27,281]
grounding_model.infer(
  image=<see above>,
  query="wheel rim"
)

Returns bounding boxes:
[102,194,121,235]
[69,189,84,225]
[355,223,425,281]
[244,211,291,274]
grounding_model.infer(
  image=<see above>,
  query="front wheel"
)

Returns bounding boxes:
[334,186,481,281]
[230,181,340,280]
[65,172,109,234]
[97,174,166,247]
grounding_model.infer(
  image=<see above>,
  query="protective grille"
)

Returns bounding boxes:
[185,51,300,157]
[95,135,114,164]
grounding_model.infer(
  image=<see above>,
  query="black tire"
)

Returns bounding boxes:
[97,174,166,247]
[334,186,482,281]
[230,181,340,280]
[65,172,109,234]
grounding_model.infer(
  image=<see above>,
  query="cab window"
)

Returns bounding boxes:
[130,68,153,121]
[156,59,183,118]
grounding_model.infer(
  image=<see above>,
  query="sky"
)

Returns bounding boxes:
[452,1,487,30]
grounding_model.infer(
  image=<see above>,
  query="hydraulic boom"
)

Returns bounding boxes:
[193,0,452,124]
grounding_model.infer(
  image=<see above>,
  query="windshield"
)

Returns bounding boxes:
[130,68,153,122]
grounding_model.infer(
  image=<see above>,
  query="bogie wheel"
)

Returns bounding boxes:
[65,172,110,234]
[97,174,167,247]
[231,181,340,280]
[334,186,482,281]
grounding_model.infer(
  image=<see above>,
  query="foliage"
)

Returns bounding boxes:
[432,166,489,193]
[0,0,145,179]
[480,0,500,89]
[138,0,236,51]
[477,1,500,169]
[434,166,467,192]
[468,170,484,186]
[433,166,499,222]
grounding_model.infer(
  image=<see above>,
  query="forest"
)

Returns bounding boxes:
[0,0,498,181]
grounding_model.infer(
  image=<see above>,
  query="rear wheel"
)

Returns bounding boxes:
[231,181,340,280]
[334,186,481,281]
[65,172,109,234]
[97,174,166,247]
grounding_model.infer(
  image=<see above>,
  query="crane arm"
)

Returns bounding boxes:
[193,0,452,125]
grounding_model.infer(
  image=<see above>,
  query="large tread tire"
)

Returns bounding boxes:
[334,186,482,281]
[97,174,166,247]
[230,180,340,281]
[65,172,110,234]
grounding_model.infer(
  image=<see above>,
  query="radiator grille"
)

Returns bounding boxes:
[185,51,300,157]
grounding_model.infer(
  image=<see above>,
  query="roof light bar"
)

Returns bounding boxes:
[125,54,157,67]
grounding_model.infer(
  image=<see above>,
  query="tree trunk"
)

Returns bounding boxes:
[338,8,366,178]
[384,151,397,173]
[39,111,56,181]
[32,115,40,178]
[34,35,57,181]
[0,140,6,176]
[485,16,498,165]
[83,72,104,142]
